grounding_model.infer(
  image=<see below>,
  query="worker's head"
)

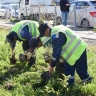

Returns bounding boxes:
[29,37,42,53]
[38,23,50,37]
[6,32,17,48]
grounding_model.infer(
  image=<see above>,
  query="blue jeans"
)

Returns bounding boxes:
[61,11,69,26]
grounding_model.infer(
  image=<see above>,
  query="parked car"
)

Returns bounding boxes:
[9,4,19,18]
[57,0,96,28]
[0,5,10,19]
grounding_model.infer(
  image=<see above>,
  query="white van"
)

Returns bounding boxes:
[18,0,60,20]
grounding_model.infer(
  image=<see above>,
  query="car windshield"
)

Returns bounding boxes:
[91,1,96,6]
[12,5,19,10]
[1,6,7,9]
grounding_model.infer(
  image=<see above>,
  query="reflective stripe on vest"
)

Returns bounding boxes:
[17,21,38,41]
[61,32,81,61]
[31,22,36,37]
[41,37,51,45]
[17,22,28,41]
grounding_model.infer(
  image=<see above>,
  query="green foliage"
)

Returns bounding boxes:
[39,18,44,24]
[10,18,20,23]
[0,27,96,96]
[93,25,96,33]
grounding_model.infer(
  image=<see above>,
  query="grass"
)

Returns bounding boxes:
[10,18,20,23]
[0,27,96,96]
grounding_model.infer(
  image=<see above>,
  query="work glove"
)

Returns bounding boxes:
[24,50,36,60]
[24,50,29,54]
[27,50,36,67]
[26,52,32,60]
[19,50,36,67]
[19,53,36,67]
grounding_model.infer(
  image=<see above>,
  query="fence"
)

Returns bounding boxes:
[20,5,59,26]
[2,5,96,29]
[18,5,96,28]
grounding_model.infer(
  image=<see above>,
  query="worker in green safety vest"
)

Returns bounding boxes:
[19,37,52,62]
[17,34,65,78]
[38,23,92,86]
[6,20,39,65]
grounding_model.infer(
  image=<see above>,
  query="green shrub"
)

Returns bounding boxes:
[0,27,96,96]
[10,18,20,23]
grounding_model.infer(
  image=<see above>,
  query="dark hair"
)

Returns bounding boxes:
[38,23,49,37]
[6,32,15,41]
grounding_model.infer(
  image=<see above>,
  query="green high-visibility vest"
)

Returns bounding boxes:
[40,36,51,47]
[51,25,87,66]
[10,20,39,41]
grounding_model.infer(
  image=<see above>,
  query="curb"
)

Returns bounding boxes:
[0,22,96,40]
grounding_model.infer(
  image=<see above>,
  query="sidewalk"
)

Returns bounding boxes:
[0,21,96,40]
[75,30,96,40]
[67,25,96,40]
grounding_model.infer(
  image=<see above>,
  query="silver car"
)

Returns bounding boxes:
[68,0,96,28]
[57,0,96,28]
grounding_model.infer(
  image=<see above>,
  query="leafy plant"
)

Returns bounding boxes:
[0,27,96,96]
[10,18,20,23]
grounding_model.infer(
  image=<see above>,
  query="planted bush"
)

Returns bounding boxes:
[0,27,96,95]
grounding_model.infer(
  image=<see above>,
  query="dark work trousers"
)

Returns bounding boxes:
[63,49,90,84]
[22,41,29,51]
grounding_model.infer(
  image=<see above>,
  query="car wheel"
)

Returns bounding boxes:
[56,17,62,25]
[81,19,90,29]
[20,14,25,20]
